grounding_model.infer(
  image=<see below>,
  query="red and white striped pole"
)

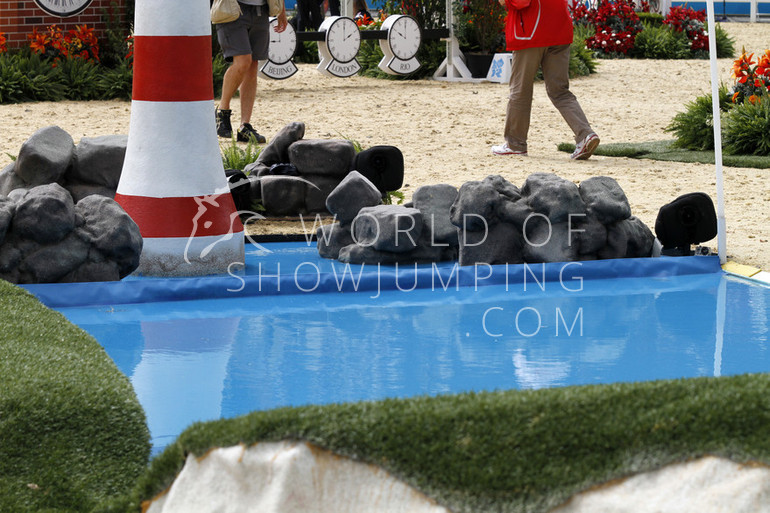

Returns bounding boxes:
[115,0,244,276]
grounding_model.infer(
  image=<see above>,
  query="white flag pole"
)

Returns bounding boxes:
[705,0,727,265]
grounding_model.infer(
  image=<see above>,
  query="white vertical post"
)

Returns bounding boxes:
[433,0,473,81]
[342,0,352,18]
[750,0,758,22]
[706,0,727,265]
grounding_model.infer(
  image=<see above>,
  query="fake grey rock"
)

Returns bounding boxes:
[289,139,355,178]
[260,175,307,215]
[325,171,382,223]
[7,188,27,203]
[0,241,21,276]
[599,216,655,259]
[15,126,74,187]
[449,180,499,231]
[352,205,423,253]
[18,232,89,283]
[316,222,354,259]
[61,260,121,283]
[304,175,344,214]
[579,176,631,224]
[522,173,585,223]
[483,174,521,201]
[11,184,75,244]
[252,122,306,175]
[458,221,523,266]
[59,260,122,283]
[66,184,116,203]
[0,163,26,197]
[75,195,142,278]
[0,197,14,245]
[572,213,608,257]
[69,135,127,189]
[412,184,459,246]
[338,233,455,265]
[522,221,581,264]
[337,243,401,265]
[495,197,533,229]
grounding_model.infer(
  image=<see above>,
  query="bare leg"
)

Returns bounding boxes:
[219,54,252,111]
[238,59,261,126]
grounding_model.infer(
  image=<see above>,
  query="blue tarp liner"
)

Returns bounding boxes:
[25,242,722,307]
[22,244,770,454]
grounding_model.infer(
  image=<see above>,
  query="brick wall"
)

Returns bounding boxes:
[0,0,128,50]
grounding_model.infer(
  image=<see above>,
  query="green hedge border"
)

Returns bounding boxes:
[128,373,770,513]
[0,280,150,513]
[558,140,770,169]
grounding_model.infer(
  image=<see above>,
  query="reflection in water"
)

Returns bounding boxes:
[59,270,770,453]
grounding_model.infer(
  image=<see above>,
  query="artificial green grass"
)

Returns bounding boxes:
[557,139,770,169]
[128,373,770,513]
[0,280,150,513]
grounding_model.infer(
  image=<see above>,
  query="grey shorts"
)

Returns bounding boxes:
[216,3,270,61]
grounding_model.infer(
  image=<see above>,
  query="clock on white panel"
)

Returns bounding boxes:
[34,0,92,17]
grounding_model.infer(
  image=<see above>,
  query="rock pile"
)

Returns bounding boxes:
[452,173,654,265]
[0,126,142,283]
[317,172,458,264]
[0,126,126,202]
[317,172,655,266]
[244,122,404,216]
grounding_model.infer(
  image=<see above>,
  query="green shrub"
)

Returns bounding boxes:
[221,137,262,170]
[18,52,67,101]
[294,41,320,64]
[570,25,597,77]
[0,53,26,103]
[97,59,133,100]
[637,12,664,26]
[723,96,770,156]
[666,84,731,150]
[631,23,690,59]
[714,23,735,58]
[0,281,150,512]
[0,50,67,102]
[212,53,227,98]
[358,37,389,79]
[60,57,103,100]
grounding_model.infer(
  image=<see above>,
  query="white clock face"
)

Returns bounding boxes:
[388,15,421,61]
[326,17,360,63]
[34,0,93,17]
[268,18,297,65]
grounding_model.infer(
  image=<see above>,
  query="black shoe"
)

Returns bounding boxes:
[216,108,233,138]
[237,123,266,144]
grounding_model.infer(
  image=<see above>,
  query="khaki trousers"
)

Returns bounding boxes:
[503,44,594,152]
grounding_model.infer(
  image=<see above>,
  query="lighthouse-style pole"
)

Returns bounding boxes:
[115,0,244,276]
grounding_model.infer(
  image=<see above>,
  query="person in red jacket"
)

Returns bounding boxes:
[491,0,599,159]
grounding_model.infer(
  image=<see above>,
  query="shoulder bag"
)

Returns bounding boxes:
[211,0,241,24]
[267,0,284,16]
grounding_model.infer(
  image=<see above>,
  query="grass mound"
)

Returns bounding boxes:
[0,280,150,512]
[131,373,770,513]
[557,140,770,169]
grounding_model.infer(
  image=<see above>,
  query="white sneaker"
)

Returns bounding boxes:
[570,133,600,160]
[491,143,527,156]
